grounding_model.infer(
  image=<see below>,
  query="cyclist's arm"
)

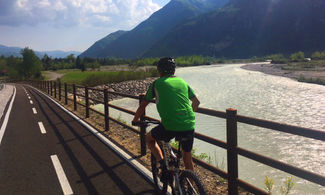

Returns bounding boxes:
[190,96,200,112]
[132,100,150,123]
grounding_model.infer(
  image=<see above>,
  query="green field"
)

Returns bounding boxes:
[59,69,158,87]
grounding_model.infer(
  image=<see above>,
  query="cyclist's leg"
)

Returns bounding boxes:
[146,124,171,162]
[182,151,194,171]
[178,130,195,171]
[146,133,163,161]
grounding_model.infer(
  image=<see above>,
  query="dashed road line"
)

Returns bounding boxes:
[32,108,37,114]
[30,100,33,104]
[38,122,46,134]
[50,155,73,195]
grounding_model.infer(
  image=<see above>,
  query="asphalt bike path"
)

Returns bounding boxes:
[0,84,156,195]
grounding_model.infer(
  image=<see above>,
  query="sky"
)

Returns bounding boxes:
[0,0,170,52]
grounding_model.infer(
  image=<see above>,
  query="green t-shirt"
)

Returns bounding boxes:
[145,76,196,131]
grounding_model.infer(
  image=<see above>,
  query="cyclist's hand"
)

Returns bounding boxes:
[132,120,140,126]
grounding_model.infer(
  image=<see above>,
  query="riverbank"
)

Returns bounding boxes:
[241,63,325,85]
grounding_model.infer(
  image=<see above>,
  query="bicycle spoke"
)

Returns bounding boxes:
[185,178,199,195]
[179,170,207,195]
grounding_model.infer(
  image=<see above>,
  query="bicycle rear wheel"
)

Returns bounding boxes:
[179,170,207,195]
[151,153,168,194]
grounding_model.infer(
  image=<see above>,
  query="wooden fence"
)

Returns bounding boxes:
[29,80,325,195]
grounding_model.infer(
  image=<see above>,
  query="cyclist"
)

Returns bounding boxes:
[132,57,200,174]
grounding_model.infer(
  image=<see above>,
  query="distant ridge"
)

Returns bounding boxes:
[144,0,325,58]
[0,44,81,58]
[80,0,228,59]
[81,0,325,59]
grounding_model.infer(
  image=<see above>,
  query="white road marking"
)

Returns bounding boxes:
[38,122,46,134]
[32,108,37,114]
[28,96,31,99]
[0,86,16,145]
[30,100,33,104]
[50,155,73,195]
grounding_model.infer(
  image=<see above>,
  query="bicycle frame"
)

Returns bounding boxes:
[160,140,184,195]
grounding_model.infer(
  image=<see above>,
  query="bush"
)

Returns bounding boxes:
[311,51,325,60]
[268,54,288,64]
[290,51,305,62]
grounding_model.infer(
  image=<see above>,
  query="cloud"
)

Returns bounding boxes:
[0,0,161,29]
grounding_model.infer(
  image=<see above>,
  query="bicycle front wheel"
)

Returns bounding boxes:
[179,170,207,195]
[151,153,168,194]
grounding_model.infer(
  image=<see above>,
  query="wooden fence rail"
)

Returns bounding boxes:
[29,80,325,195]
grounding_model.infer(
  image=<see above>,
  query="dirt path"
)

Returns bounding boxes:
[43,71,64,81]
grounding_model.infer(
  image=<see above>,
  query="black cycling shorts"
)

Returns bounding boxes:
[150,124,194,152]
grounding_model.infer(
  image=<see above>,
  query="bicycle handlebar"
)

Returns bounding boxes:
[132,119,160,127]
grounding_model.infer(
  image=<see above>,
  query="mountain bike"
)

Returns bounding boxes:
[133,119,207,195]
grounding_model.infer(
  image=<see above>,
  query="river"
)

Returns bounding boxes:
[96,63,325,194]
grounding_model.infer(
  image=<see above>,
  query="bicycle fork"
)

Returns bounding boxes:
[174,171,184,195]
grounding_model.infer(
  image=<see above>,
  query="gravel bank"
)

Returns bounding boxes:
[241,63,325,82]
[76,77,158,102]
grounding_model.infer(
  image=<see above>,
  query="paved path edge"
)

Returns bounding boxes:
[28,85,156,185]
[0,86,16,145]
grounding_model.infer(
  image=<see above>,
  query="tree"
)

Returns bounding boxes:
[66,54,76,64]
[42,54,53,70]
[312,51,325,60]
[0,56,7,76]
[7,56,22,79]
[19,47,43,79]
[76,56,86,71]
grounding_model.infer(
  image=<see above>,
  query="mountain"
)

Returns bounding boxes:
[80,30,127,58]
[144,0,325,58]
[80,0,228,59]
[0,44,81,58]
[0,45,23,57]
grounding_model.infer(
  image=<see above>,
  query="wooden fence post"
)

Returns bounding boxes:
[226,108,239,195]
[104,88,109,131]
[47,81,50,94]
[64,83,68,105]
[58,80,61,101]
[54,81,57,98]
[50,81,53,96]
[73,84,77,111]
[85,85,89,118]
[139,94,147,156]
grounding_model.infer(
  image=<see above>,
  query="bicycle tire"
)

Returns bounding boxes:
[179,170,207,195]
[151,153,169,194]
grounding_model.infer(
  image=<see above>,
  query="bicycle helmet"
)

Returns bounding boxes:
[157,57,176,75]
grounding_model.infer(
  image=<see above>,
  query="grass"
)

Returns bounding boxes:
[282,59,325,71]
[298,75,325,85]
[59,69,158,86]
